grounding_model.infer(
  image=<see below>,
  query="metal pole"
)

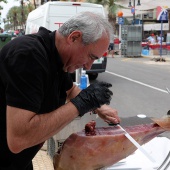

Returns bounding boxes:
[142,14,144,41]
[119,24,121,53]
[160,20,163,59]
[133,0,135,25]
[75,68,82,86]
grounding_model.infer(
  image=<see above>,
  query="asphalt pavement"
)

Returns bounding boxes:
[98,52,170,139]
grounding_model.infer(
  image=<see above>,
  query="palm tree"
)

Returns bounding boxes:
[0,0,7,9]
[8,6,18,30]
[5,2,34,31]
[26,3,35,13]
[0,0,7,3]
[19,1,32,29]
[2,18,6,25]
[4,16,11,30]
[86,0,127,33]
[0,0,8,31]
[0,0,7,20]
[33,0,37,9]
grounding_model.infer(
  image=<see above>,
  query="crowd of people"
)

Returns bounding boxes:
[145,33,164,44]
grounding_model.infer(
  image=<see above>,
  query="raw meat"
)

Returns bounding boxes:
[53,116,170,170]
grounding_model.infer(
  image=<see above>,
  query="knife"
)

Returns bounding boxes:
[117,124,156,163]
[107,168,141,170]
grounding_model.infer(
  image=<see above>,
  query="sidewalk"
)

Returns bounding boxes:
[140,48,170,61]
[141,54,170,61]
[107,52,170,61]
[33,150,54,170]
[33,142,54,170]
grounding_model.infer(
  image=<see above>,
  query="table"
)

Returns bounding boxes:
[107,137,170,170]
[141,43,167,49]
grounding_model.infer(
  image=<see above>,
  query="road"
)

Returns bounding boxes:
[91,56,170,138]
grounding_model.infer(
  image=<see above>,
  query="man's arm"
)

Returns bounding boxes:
[7,102,79,154]
[66,84,120,124]
[94,105,120,124]
[7,82,119,154]
[7,83,80,154]
[66,83,120,123]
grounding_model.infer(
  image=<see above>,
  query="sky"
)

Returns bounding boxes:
[0,0,20,28]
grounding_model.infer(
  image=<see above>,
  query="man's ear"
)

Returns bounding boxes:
[68,31,82,43]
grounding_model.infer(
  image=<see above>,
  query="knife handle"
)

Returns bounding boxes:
[108,122,120,126]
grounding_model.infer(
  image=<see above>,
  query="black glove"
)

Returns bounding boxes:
[70,82,113,117]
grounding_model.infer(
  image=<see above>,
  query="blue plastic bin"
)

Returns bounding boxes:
[142,49,149,56]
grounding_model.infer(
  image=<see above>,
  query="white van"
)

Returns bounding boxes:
[25,1,107,80]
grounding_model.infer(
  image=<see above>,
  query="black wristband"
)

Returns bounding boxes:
[70,96,97,117]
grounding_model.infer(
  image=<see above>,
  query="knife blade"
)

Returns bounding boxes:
[108,168,141,170]
[117,125,156,163]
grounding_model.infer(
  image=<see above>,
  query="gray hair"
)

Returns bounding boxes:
[58,11,113,45]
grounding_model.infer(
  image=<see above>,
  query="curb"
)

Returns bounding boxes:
[141,54,170,61]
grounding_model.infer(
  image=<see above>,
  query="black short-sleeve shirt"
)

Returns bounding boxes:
[0,27,73,169]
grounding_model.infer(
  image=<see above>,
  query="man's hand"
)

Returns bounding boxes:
[94,105,120,125]
[70,82,113,117]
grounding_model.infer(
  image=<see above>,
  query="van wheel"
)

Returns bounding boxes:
[88,73,98,80]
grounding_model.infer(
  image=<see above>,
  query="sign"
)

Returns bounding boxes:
[131,7,135,14]
[156,6,168,21]
[118,17,124,25]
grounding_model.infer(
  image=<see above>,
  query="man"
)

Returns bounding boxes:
[157,34,164,44]
[147,33,155,44]
[107,33,114,58]
[0,12,120,170]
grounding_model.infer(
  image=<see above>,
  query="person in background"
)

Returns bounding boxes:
[107,33,114,58]
[103,51,108,57]
[157,34,164,44]
[147,33,155,44]
[0,11,120,170]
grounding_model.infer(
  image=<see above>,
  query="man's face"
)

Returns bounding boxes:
[63,33,109,73]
